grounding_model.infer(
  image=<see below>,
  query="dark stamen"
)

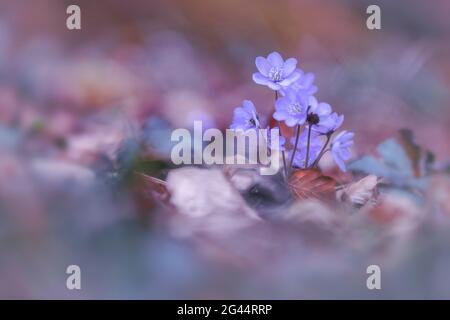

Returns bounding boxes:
[307,113,320,125]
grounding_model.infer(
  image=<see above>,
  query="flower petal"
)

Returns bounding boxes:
[273,111,287,121]
[252,73,271,86]
[267,81,281,90]
[255,57,271,76]
[344,131,355,140]
[267,52,284,67]
[285,88,298,102]
[283,58,297,76]
[336,114,344,129]
[275,97,290,111]
[333,152,346,172]
[242,100,256,114]
[317,103,332,116]
[279,71,301,87]
[307,96,318,111]
[303,72,315,86]
[285,117,298,127]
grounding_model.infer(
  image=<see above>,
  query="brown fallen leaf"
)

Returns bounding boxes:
[138,173,171,203]
[288,169,337,200]
[337,175,379,207]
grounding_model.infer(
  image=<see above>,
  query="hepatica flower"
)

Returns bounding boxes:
[331,131,354,171]
[306,96,332,128]
[252,52,300,91]
[230,100,260,131]
[273,88,309,127]
[313,112,344,135]
[279,69,318,97]
[228,51,356,174]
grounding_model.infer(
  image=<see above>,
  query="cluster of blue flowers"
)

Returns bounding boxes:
[230,51,354,173]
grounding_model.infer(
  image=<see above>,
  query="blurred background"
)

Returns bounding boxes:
[0,0,450,299]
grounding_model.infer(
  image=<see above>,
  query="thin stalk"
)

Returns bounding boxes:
[289,124,301,171]
[281,151,287,178]
[274,90,288,178]
[305,125,312,168]
[312,134,332,167]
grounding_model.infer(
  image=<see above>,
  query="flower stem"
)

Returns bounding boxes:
[281,151,287,178]
[289,124,301,172]
[305,125,312,168]
[274,90,288,178]
[312,134,332,167]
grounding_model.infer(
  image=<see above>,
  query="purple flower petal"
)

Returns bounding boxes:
[267,51,284,67]
[252,72,271,86]
[267,81,281,90]
[255,57,271,77]
[284,118,298,127]
[331,130,354,172]
[334,154,346,171]
[242,100,256,113]
[230,100,260,131]
[278,71,301,87]
[282,58,297,77]
[316,103,332,116]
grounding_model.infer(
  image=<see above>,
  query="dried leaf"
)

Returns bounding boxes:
[138,173,170,203]
[165,167,260,238]
[288,169,336,200]
[166,167,259,219]
[337,175,379,207]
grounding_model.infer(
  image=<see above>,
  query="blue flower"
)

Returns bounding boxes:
[230,100,260,131]
[252,52,300,91]
[273,88,309,127]
[313,112,344,135]
[288,129,324,168]
[306,96,332,127]
[279,69,318,97]
[331,130,354,172]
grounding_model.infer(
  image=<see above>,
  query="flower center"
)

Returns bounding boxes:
[288,103,302,115]
[269,67,283,82]
[307,112,320,125]
[247,115,259,127]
